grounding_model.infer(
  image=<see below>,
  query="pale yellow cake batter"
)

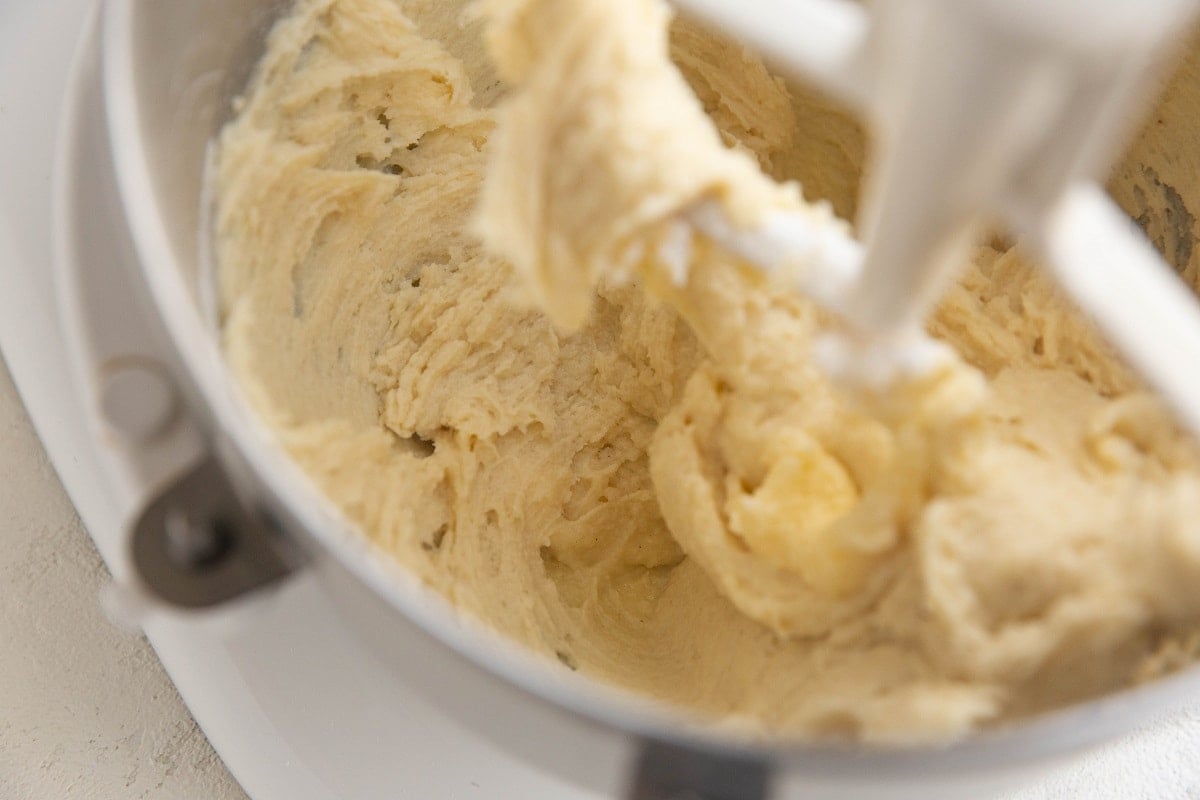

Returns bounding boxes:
[216,0,1200,741]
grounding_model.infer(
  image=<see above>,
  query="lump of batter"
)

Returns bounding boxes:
[216,0,1200,742]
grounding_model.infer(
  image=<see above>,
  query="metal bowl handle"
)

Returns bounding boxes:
[129,452,300,608]
[630,740,772,800]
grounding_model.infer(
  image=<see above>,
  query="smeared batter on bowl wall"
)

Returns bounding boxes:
[216,0,1200,742]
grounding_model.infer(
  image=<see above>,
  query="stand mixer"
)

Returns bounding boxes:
[675,0,1200,425]
[74,0,1200,798]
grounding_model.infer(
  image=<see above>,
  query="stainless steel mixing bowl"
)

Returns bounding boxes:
[98,0,1200,796]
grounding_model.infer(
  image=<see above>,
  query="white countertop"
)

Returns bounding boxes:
[0,354,246,800]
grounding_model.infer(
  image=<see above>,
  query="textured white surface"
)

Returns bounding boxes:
[0,355,246,800]
[1013,711,1200,799]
